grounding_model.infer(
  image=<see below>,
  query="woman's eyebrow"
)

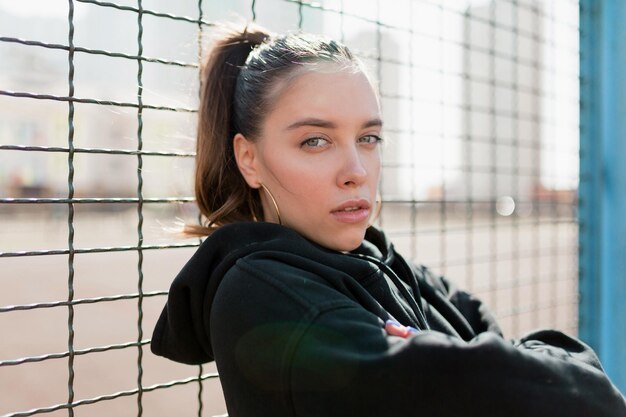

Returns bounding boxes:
[363,118,383,129]
[286,118,336,130]
[285,117,383,131]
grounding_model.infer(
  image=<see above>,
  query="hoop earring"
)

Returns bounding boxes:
[259,183,282,225]
[368,193,382,227]
[248,198,259,222]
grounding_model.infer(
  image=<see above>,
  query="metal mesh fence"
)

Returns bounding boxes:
[0,0,580,416]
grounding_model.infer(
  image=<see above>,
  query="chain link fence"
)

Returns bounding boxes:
[0,0,580,415]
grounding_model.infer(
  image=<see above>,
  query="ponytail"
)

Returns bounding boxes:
[187,24,269,236]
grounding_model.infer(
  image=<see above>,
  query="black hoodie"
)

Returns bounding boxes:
[152,222,626,417]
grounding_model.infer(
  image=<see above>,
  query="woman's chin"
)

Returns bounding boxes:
[289,221,367,253]
[326,229,367,252]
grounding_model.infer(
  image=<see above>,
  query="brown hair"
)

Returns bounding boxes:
[187,23,360,236]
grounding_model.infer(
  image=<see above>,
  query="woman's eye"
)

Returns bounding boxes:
[302,137,329,148]
[359,135,383,145]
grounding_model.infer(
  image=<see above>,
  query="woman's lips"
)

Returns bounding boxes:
[331,199,371,223]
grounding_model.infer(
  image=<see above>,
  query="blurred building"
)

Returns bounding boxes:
[1,0,576,206]
[459,0,544,204]
[0,0,328,200]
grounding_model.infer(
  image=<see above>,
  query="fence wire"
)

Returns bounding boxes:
[0,0,580,416]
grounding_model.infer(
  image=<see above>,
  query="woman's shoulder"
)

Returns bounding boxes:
[206,222,380,275]
[206,224,406,323]
[214,223,382,297]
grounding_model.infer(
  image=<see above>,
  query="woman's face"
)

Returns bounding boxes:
[235,67,382,252]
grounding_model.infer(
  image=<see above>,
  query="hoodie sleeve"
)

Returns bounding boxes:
[210,258,626,417]
[414,266,607,372]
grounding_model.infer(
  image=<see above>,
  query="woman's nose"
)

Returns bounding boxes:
[337,147,367,188]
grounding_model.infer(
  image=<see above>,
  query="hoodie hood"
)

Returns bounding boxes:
[151,222,392,365]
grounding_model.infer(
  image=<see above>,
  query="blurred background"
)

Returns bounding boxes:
[1,0,624,416]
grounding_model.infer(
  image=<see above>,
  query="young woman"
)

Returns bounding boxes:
[151,24,626,417]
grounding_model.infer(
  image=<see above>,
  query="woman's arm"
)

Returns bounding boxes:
[292,307,625,417]
[413,264,608,371]
[211,258,626,417]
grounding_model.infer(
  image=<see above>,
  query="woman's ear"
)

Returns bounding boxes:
[233,133,260,188]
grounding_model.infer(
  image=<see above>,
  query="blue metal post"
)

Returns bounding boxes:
[579,0,626,393]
